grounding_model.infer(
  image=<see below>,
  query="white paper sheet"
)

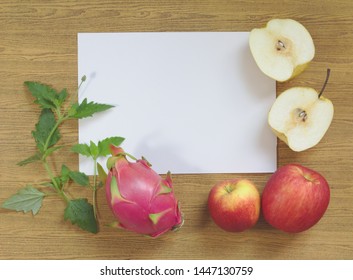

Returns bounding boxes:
[78,32,276,174]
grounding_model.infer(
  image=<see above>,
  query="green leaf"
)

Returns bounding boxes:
[89,141,99,158]
[68,98,113,119]
[71,143,91,157]
[17,153,41,166]
[97,162,107,185]
[2,186,45,215]
[24,81,60,110]
[98,137,125,157]
[44,145,64,158]
[57,88,68,106]
[40,182,55,188]
[64,199,98,233]
[60,165,89,187]
[60,164,71,185]
[69,171,89,187]
[32,109,60,152]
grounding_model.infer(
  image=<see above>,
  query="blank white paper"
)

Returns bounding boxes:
[78,32,276,175]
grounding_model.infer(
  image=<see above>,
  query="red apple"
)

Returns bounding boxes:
[262,164,330,233]
[208,179,260,232]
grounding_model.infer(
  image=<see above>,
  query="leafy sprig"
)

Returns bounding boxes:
[2,77,124,234]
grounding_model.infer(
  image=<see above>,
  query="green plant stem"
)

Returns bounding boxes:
[40,111,70,202]
[42,115,68,156]
[40,112,71,204]
[124,152,138,161]
[42,159,69,203]
[92,158,98,220]
[78,76,86,93]
[65,76,86,110]
[31,180,54,186]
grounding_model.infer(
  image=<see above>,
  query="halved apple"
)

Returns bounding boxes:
[268,69,333,152]
[249,19,315,82]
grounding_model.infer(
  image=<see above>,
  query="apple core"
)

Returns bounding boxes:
[293,108,308,123]
[276,40,286,51]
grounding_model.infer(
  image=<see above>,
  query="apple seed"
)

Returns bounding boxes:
[276,40,286,51]
[299,110,308,122]
[294,108,308,122]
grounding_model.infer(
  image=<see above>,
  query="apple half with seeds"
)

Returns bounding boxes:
[268,69,333,152]
[249,18,315,82]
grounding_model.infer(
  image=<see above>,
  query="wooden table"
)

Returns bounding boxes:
[1,0,352,260]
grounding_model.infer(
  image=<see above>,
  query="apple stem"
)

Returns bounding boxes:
[318,68,331,98]
[225,185,232,193]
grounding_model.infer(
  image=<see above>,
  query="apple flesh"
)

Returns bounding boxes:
[249,18,315,82]
[208,179,260,232]
[268,69,334,152]
[262,164,330,233]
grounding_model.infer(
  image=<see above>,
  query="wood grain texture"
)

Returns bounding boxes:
[1,0,353,259]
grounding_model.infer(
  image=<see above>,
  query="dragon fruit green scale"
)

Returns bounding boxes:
[106,146,183,237]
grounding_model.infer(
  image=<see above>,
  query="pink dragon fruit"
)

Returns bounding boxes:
[105,146,183,237]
